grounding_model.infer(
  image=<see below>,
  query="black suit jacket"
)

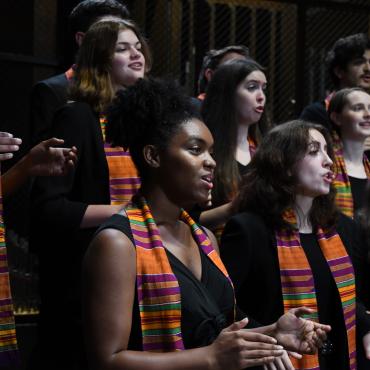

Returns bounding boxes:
[29,72,70,146]
[220,212,370,337]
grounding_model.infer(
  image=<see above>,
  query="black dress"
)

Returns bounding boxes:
[98,214,235,349]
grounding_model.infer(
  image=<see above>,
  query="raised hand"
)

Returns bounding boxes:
[274,307,331,354]
[25,138,77,176]
[0,132,22,161]
[209,318,284,370]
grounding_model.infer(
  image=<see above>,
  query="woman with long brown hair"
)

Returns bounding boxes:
[221,120,370,370]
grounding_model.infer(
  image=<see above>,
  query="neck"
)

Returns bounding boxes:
[140,183,182,226]
[237,124,250,146]
[342,138,365,165]
[294,195,313,233]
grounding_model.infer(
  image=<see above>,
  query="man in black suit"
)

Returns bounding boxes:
[300,33,370,128]
[29,0,129,146]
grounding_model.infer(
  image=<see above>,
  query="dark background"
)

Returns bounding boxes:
[1,0,370,367]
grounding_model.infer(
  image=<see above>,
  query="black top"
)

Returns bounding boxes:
[299,233,348,369]
[349,176,368,214]
[220,212,370,360]
[98,213,235,350]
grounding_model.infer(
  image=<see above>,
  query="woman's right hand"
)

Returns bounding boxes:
[209,318,284,370]
[0,132,22,161]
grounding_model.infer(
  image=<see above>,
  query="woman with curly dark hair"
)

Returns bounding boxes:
[220,120,370,370]
[199,58,269,237]
[83,80,330,370]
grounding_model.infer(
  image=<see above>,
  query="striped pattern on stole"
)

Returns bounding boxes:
[125,196,233,351]
[100,115,141,205]
[214,135,257,242]
[332,131,370,218]
[0,175,19,365]
[276,210,356,370]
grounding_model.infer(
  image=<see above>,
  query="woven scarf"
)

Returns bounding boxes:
[332,131,370,218]
[0,173,18,366]
[275,209,356,370]
[100,115,141,205]
[213,135,257,242]
[125,196,233,351]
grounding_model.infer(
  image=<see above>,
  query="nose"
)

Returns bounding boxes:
[205,152,216,169]
[257,89,265,103]
[129,46,141,59]
[364,107,370,118]
[323,151,333,168]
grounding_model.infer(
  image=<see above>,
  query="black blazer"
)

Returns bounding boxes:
[220,212,370,337]
[29,72,70,146]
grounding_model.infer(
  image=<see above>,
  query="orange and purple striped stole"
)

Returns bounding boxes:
[100,115,141,206]
[276,210,356,370]
[0,174,18,365]
[332,131,370,218]
[125,196,233,351]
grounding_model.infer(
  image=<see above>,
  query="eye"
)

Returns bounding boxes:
[246,83,258,92]
[189,146,202,155]
[136,43,142,51]
[351,104,364,111]
[115,47,128,52]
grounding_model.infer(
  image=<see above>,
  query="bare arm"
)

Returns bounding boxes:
[199,202,234,229]
[2,138,77,197]
[83,229,284,370]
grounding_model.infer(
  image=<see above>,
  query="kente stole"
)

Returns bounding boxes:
[0,175,18,365]
[275,210,356,370]
[100,115,141,205]
[213,135,257,242]
[332,131,370,218]
[125,196,234,351]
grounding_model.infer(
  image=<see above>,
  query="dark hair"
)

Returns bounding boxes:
[355,183,370,264]
[328,87,366,135]
[69,19,151,112]
[69,0,129,35]
[202,58,269,206]
[326,33,370,88]
[106,78,202,181]
[237,120,338,230]
[198,45,250,94]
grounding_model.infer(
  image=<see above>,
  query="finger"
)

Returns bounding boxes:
[290,306,313,317]
[0,144,19,153]
[287,351,302,359]
[224,317,249,332]
[313,323,331,333]
[243,356,276,368]
[240,330,278,344]
[281,352,295,370]
[268,360,277,370]
[0,153,13,161]
[242,341,283,351]
[42,138,65,148]
[241,349,284,359]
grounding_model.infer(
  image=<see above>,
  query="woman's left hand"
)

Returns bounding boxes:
[274,307,331,354]
[363,331,370,359]
[263,350,297,370]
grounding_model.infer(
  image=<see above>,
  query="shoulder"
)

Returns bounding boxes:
[35,73,68,89]
[54,101,98,127]
[226,211,269,233]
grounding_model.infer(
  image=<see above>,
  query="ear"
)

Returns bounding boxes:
[204,68,214,83]
[330,111,341,127]
[334,66,344,81]
[75,31,85,47]
[143,145,160,168]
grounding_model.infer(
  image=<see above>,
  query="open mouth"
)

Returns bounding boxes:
[129,62,143,70]
[323,171,334,183]
[201,175,214,189]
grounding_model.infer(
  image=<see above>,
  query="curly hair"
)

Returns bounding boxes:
[68,0,129,35]
[237,120,338,230]
[202,58,270,206]
[69,19,151,112]
[326,33,370,89]
[106,78,201,181]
